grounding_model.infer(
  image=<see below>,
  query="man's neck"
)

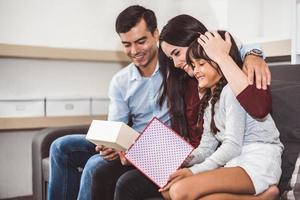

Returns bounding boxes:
[138,56,158,77]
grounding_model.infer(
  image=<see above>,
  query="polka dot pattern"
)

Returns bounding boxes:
[125,117,194,188]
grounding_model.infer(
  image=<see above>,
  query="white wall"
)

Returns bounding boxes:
[227,0,291,43]
[0,0,294,198]
[0,130,39,198]
[0,0,293,49]
[261,0,291,41]
[0,0,221,50]
[0,58,122,99]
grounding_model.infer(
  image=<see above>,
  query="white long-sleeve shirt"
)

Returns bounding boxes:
[188,84,283,174]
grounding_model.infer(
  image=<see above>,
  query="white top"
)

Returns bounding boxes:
[188,84,283,174]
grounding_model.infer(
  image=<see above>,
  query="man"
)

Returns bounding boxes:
[48,5,270,200]
[48,5,169,200]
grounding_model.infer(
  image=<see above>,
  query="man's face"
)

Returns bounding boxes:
[119,19,158,69]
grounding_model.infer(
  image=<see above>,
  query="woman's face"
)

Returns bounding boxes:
[161,41,194,77]
[191,58,222,91]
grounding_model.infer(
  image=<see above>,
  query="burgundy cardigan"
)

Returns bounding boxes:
[176,77,271,148]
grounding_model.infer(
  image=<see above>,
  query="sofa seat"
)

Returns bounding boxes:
[32,64,300,200]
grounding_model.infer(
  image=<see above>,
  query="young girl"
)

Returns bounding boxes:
[160,31,283,200]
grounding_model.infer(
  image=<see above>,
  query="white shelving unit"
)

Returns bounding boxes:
[292,0,300,64]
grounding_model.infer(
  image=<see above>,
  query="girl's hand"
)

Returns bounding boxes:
[181,154,194,167]
[197,31,232,64]
[159,168,193,192]
[119,151,131,166]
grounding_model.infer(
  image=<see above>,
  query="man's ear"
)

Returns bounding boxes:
[153,28,159,41]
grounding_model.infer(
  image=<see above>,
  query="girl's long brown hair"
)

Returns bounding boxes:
[186,31,243,134]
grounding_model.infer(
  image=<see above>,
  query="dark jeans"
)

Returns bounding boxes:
[91,158,133,200]
[92,159,163,200]
[48,134,107,200]
[114,169,162,200]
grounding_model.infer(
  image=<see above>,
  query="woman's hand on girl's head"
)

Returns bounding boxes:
[159,168,193,192]
[197,31,232,64]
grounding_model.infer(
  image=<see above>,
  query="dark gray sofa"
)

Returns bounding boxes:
[32,125,89,200]
[32,64,300,200]
[269,65,300,193]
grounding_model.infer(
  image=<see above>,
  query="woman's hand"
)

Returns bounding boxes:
[118,151,131,166]
[159,168,193,192]
[197,31,232,64]
[181,154,194,167]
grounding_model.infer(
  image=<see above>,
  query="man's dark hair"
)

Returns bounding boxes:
[115,5,157,34]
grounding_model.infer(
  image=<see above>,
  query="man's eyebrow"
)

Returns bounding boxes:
[121,36,147,44]
[121,41,130,44]
[134,36,147,43]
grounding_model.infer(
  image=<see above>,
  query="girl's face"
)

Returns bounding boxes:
[191,58,222,91]
[161,41,194,77]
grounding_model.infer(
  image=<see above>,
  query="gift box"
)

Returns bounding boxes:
[86,120,139,151]
[125,117,194,188]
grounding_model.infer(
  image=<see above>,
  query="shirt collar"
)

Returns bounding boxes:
[130,63,160,81]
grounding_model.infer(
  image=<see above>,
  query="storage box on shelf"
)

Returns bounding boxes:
[0,98,45,118]
[46,98,90,117]
[0,97,109,130]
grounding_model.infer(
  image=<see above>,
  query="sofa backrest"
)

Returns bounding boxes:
[270,64,300,192]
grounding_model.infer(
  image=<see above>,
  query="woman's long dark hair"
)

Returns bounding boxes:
[186,31,243,134]
[158,14,208,138]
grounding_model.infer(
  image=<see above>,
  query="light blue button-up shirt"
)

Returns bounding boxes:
[108,63,170,133]
[239,43,264,60]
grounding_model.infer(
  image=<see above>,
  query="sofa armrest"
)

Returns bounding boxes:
[32,125,89,159]
[32,125,89,200]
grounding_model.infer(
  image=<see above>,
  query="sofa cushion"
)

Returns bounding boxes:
[281,152,300,199]
[43,157,49,182]
[271,78,300,193]
[271,80,300,142]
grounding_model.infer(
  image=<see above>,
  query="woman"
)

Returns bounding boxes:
[160,30,283,200]
[158,15,271,145]
[112,15,275,200]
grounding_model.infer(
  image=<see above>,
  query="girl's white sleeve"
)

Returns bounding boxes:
[189,86,247,174]
[187,110,219,167]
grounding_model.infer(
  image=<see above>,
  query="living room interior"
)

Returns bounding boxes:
[0,0,299,199]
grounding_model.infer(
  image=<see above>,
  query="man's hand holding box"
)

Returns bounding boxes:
[86,120,139,151]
